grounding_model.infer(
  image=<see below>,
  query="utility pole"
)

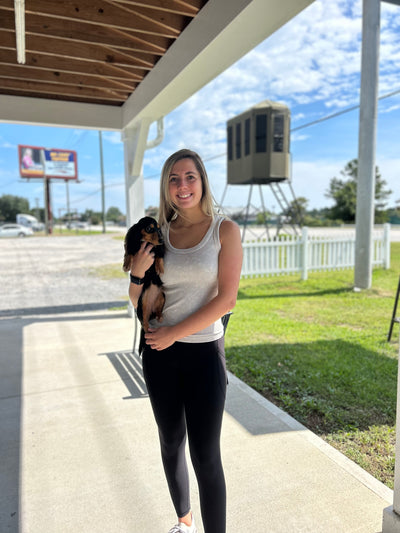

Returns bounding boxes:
[65,179,71,228]
[99,130,106,234]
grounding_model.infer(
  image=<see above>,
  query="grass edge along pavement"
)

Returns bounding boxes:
[224,242,400,489]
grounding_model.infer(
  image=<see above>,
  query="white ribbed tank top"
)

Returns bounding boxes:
[149,215,224,343]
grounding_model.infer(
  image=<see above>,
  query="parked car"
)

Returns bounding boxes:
[0,224,34,238]
[66,221,88,229]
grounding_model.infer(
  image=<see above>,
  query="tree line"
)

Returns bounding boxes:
[1,159,398,227]
[0,195,125,226]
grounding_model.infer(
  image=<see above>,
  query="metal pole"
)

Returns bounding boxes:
[99,130,106,234]
[354,0,380,289]
[242,185,253,243]
[40,149,50,235]
[66,180,71,228]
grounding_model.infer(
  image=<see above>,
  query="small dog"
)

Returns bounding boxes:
[123,216,165,353]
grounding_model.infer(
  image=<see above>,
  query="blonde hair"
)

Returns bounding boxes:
[158,149,215,226]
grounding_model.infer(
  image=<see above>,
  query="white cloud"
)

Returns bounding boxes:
[1,141,16,149]
[103,132,123,145]
[380,103,400,114]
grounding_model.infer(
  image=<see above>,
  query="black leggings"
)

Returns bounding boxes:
[142,338,227,533]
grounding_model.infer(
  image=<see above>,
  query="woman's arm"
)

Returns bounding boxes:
[145,219,243,350]
[128,240,156,308]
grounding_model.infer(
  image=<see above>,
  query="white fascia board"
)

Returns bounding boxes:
[0,94,122,130]
[122,0,315,130]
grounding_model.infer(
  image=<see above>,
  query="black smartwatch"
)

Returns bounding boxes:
[130,273,144,285]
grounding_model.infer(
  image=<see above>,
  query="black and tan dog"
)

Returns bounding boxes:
[123,216,165,352]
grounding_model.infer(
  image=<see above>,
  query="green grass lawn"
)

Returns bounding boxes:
[225,242,400,488]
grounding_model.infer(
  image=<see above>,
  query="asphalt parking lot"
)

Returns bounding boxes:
[0,233,129,317]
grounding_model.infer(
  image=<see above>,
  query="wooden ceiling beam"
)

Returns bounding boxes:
[0,88,124,106]
[0,78,130,102]
[0,48,144,81]
[24,0,184,38]
[0,30,156,69]
[21,34,157,69]
[0,64,136,91]
[110,0,204,17]
[0,9,169,54]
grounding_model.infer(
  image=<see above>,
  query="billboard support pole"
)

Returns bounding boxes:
[66,180,71,228]
[40,149,50,235]
[47,178,53,235]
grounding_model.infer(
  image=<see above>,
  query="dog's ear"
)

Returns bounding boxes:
[124,223,142,255]
[122,250,132,272]
[123,223,141,272]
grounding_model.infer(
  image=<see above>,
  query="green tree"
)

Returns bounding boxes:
[81,209,102,225]
[325,159,392,223]
[106,206,123,222]
[256,210,274,225]
[0,194,30,222]
[283,196,308,226]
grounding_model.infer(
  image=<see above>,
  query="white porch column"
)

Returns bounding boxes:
[354,0,380,289]
[382,331,400,530]
[122,119,151,319]
[122,119,152,228]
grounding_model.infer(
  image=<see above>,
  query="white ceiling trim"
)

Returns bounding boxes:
[0,94,122,130]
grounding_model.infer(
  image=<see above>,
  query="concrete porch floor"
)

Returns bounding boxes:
[0,310,393,533]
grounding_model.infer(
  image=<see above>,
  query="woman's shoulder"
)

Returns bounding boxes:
[218,217,241,242]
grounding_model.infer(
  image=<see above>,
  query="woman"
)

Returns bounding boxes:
[128,149,243,533]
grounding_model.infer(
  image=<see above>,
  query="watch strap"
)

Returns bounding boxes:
[130,273,144,285]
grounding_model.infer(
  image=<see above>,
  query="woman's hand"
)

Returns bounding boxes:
[145,327,176,351]
[130,240,155,277]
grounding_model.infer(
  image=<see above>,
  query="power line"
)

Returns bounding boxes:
[69,181,125,205]
[143,87,400,174]
[291,88,400,132]
[0,179,18,189]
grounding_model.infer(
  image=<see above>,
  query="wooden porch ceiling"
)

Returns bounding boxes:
[0,0,208,106]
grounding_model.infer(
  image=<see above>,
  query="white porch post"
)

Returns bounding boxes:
[122,119,152,228]
[382,334,400,531]
[354,0,380,290]
[122,119,151,319]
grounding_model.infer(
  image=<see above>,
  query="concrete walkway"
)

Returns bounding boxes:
[0,309,393,533]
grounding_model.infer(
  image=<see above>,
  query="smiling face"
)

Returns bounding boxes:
[158,149,215,226]
[168,158,203,212]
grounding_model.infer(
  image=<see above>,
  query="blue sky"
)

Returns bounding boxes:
[0,0,399,218]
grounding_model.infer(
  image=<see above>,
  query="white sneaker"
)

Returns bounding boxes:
[168,514,197,533]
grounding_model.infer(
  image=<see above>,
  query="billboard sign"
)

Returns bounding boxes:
[44,149,77,179]
[18,145,78,180]
[19,145,45,178]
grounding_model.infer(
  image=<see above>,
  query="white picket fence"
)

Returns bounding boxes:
[241,224,391,280]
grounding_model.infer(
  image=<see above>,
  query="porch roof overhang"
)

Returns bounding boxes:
[0,0,314,132]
